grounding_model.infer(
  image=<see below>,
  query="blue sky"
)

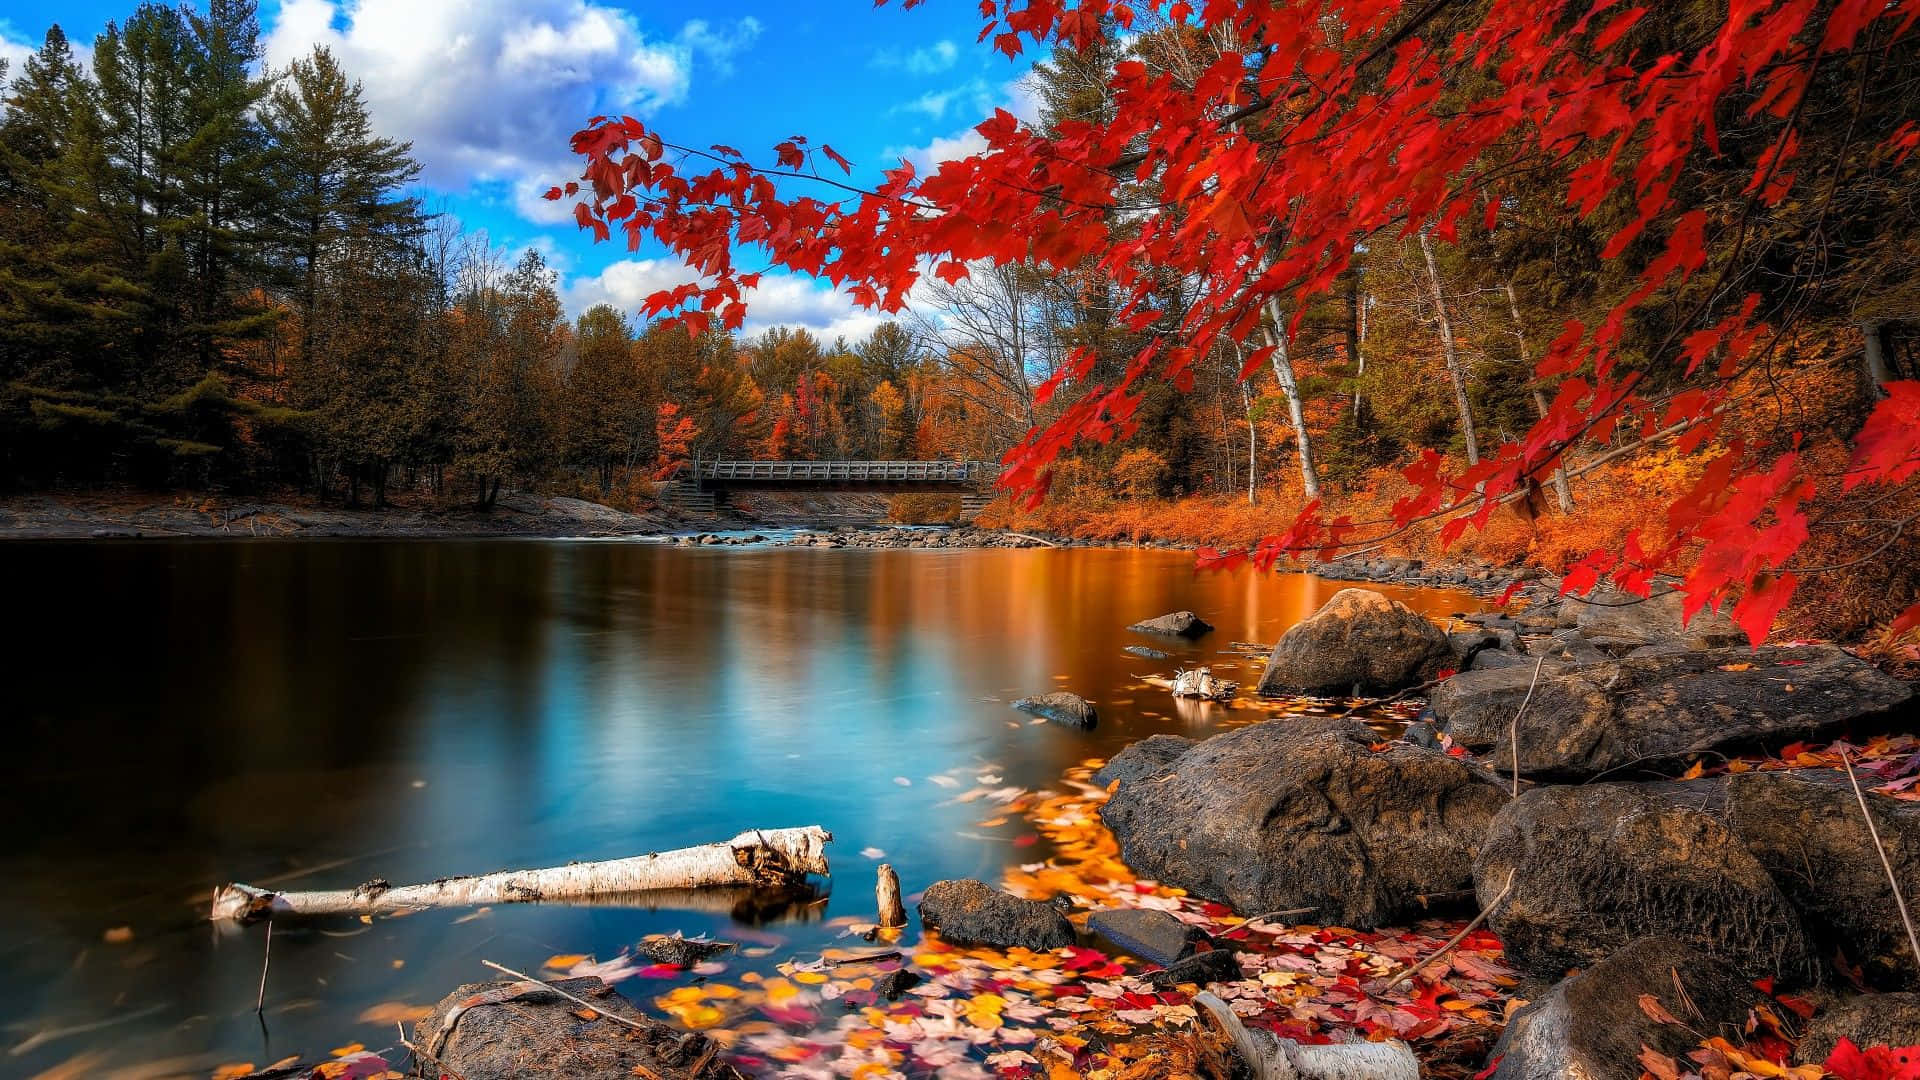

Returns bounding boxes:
[0,0,1041,340]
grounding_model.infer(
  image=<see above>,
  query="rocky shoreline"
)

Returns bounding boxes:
[1091,584,1920,1076]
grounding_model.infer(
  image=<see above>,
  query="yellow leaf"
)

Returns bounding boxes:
[102,926,134,944]
[356,1002,431,1024]
[544,953,589,970]
[330,1043,366,1058]
[1681,761,1705,780]
[212,1066,256,1080]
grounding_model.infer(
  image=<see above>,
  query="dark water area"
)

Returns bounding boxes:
[0,539,1472,1077]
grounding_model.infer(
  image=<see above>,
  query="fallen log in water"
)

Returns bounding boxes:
[209,826,832,922]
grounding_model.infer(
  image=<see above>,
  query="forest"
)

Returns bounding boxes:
[5,0,1920,639]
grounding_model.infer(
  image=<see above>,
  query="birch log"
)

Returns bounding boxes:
[210,826,832,922]
[1196,992,1418,1080]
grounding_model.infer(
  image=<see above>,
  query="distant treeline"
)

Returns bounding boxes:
[0,1,1010,508]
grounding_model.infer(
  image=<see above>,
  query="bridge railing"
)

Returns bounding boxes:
[690,460,991,484]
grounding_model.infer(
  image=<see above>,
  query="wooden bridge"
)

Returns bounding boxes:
[659,460,997,515]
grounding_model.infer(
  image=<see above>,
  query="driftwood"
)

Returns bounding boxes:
[1196,992,1419,1080]
[1141,668,1239,701]
[876,863,907,928]
[210,827,832,921]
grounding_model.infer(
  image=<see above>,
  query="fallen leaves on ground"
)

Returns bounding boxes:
[1676,734,1920,798]
[637,758,1517,1078]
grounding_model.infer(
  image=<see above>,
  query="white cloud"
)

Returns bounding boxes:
[262,0,759,221]
[564,259,888,343]
[678,17,761,76]
[885,76,1043,174]
[872,39,959,76]
[0,22,36,76]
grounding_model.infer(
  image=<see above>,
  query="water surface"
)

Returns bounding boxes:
[1,539,1471,1076]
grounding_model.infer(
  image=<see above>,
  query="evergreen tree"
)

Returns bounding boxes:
[260,45,421,369]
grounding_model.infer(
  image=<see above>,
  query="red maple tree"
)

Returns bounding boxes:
[553,0,1920,644]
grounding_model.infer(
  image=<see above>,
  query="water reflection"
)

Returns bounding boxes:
[0,540,1471,1073]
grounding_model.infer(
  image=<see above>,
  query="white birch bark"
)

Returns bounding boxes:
[211,826,832,921]
[1419,231,1480,466]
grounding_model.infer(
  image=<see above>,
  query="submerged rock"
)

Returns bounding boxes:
[1491,936,1766,1080]
[1088,907,1208,966]
[415,976,735,1080]
[1256,588,1454,696]
[1797,993,1920,1063]
[1100,718,1507,927]
[1432,645,1912,781]
[918,879,1076,951]
[1123,644,1173,660]
[1475,783,1818,984]
[1127,610,1215,639]
[1012,691,1098,730]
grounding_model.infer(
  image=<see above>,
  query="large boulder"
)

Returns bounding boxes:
[1721,770,1920,990]
[1128,610,1214,638]
[918,879,1076,950]
[1560,584,1745,653]
[1475,782,1818,984]
[1012,691,1097,730]
[1257,588,1455,696]
[1094,734,1193,787]
[1432,645,1913,781]
[1100,718,1507,927]
[1088,907,1208,966]
[414,977,732,1080]
[1491,936,1767,1080]
[1797,993,1920,1063]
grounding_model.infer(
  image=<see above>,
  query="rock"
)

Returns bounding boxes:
[1089,907,1208,966]
[1100,718,1507,927]
[1539,628,1612,667]
[1123,644,1173,660]
[1257,589,1455,696]
[1797,993,1920,1063]
[1094,734,1193,786]
[918,879,1076,951]
[1012,691,1098,730]
[1560,583,1746,653]
[1432,645,1913,781]
[874,967,923,1001]
[1491,936,1767,1080]
[1475,782,1818,984]
[1145,947,1243,989]
[415,977,731,1080]
[1400,721,1442,750]
[1128,610,1215,639]
[637,934,735,967]
[1720,770,1920,990]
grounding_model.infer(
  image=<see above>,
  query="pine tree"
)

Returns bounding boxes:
[260,45,421,370]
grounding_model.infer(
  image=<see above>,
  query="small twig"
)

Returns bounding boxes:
[829,949,904,967]
[1839,745,1920,969]
[1333,676,1446,718]
[255,920,273,1013]
[1509,653,1549,797]
[1380,869,1515,990]
[479,960,653,1032]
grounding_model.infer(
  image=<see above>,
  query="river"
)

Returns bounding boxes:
[0,537,1473,1076]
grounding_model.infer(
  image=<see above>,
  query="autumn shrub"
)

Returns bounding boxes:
[888,493,962,524]
[1109,448,1171,499]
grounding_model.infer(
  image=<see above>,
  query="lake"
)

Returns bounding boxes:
[0,538,1473,1076]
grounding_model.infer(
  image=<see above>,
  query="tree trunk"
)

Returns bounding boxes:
[1864,320,1894,397]
[1263,301,1322,499]
[1419,231,1479,466]
[1503,281,1574,513]
[210,827,833,921]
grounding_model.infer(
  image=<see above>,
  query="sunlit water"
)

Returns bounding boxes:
[0,539,1472,1076]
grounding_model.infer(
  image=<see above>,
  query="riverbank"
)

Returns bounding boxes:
[0,490,684,539]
